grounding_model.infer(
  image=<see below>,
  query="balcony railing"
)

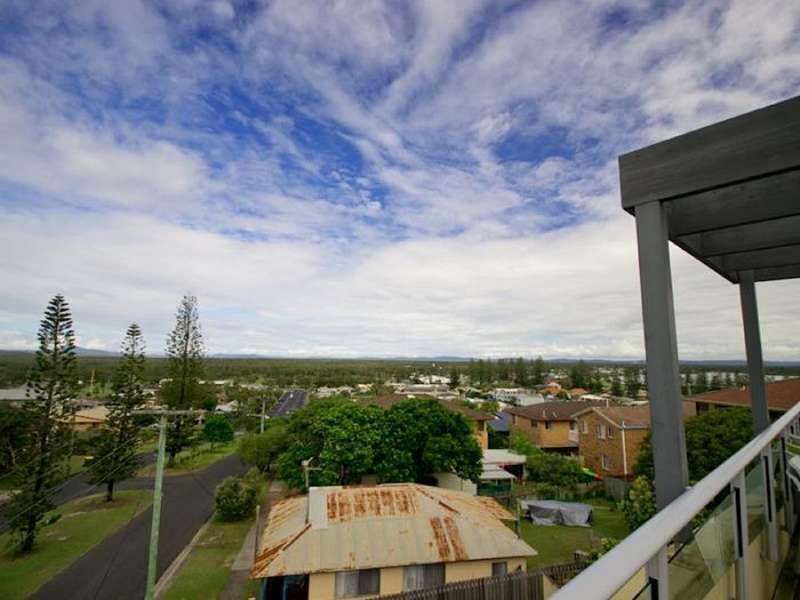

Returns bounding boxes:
[554,402,800,599]
[568,430,578,443]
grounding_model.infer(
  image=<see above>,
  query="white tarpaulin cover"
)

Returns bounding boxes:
[519,499,593,527]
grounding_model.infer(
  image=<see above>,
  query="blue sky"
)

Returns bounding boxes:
[0,0,799,359]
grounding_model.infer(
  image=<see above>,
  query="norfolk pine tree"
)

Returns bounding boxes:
[163,294,205,466]
[87,324,144,501]
[6,295,78,552]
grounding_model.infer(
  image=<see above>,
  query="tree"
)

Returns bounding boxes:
[514,357,528,387]
[610,372,624,397]
[694,371,708,394]
[531,356,546,385]
[6,295,78,552]
[375,398,482,484]
[526,451,584,488]
[87,324,144,502]
[621,475,656,530]
[635,407,753,483]
[239,422,289,473]
[568,361,591,389]
[277,399,384,490]
[163,294,205,466]
[0,405,33,476]
[448,365,460,389]
[624,367,642,398]
[203,414,234,448]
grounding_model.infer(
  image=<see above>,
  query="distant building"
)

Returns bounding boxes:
[684,378,800,422]
[62,406,110,432]
[250,484,535,599]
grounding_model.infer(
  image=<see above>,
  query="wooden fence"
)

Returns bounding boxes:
[376,561,587,600]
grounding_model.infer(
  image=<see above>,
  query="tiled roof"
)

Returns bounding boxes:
[685,378,800,412]
[503,400,602,422]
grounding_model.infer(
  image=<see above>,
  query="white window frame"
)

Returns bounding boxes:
[335,569,381,598]
[596,423,606,439]
[601,454,611,470]
[607,426,615,439]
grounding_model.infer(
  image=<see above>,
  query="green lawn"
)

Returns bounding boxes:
[519,499,629,568]
[138,440,238,477]
[163,478,265,600]
[0,489,152,599]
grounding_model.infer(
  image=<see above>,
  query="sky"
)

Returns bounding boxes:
[0,0,799,360]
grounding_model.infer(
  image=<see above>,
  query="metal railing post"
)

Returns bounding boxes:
[761,447,780,561]
[732,471,749,599]
[781,433,796,533]
[645,546,668,600]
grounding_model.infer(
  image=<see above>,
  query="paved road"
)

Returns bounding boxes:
[0,452,157,534]
[268,389,308,417]
[33,453,247,600]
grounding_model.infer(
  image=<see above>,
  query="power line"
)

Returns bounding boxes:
[3,437,141,528]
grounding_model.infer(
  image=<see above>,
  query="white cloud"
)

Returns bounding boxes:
[1,0,799,360]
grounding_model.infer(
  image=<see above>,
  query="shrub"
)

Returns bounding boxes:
[620,475,656,530]
[203,415,234,446]
[239,422,289,473]
[215,475,257,521]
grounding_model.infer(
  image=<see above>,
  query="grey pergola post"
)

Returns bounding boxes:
[634,201,689,510]
[739,270,769,434]
[739,269,780,560]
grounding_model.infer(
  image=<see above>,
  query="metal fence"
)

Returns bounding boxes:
[377,561,587,600]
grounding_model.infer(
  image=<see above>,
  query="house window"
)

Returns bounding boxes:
[544,421,552,430]
[403,564,445,591]
[492,561,508,576]
[601,454,611,470]
[335,569,380,598]
[596,424,606,439]
[607,426,615,439]
[569,421,576,431]
[580,420,588,434]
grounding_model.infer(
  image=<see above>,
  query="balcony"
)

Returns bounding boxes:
[567,430,578,443]
[554,96,800,599]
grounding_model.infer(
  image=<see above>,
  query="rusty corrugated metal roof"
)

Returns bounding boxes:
[251,483,535,579]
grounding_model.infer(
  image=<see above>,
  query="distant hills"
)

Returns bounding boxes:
[0,348,798,366]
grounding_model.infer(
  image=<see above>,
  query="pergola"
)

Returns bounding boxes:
[619,95,800,523]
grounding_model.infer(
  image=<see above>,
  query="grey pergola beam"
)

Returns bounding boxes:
[716,244,800,273]
[752,264,800,282]
[676,214,800,256]
[665,170,800,236]
[620,96,800,209]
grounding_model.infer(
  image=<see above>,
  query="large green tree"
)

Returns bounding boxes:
[88,324,144,501]
[635,407,753,482]
[6,295,78,552]
[163,294,205,465]
[531,356,546,385]
[239,421,290,473]
[374,398,482,484]
[277,398,383,489]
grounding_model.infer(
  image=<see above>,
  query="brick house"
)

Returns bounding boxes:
[503,401,601,454]
[573,406,651,479]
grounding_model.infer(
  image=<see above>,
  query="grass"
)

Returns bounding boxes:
[519,498,629,569]
[0,489,152,599]
[163,478,266,600]
[137,440,238,477]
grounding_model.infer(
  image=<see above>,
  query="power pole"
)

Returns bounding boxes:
[138,409,200,600]
[145,414,166,600]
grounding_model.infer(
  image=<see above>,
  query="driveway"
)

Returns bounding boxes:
[33,453,247,600]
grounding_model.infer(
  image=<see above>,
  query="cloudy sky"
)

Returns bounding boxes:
[0,0,798,360]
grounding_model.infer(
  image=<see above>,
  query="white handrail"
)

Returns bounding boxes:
[554,402,800,599]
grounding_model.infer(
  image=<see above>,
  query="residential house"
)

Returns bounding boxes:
[504,401,601,454]
[435,448,527,498]
[250,484,535,600]
[63,406,110,431]
[364,395,492,449]
[573,406,651,479]
[684,378,800,422]
[568,387,588,399]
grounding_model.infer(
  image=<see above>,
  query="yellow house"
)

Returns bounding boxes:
[62,406,110,432]
[251,484,535,599]
[504,401,601,454]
